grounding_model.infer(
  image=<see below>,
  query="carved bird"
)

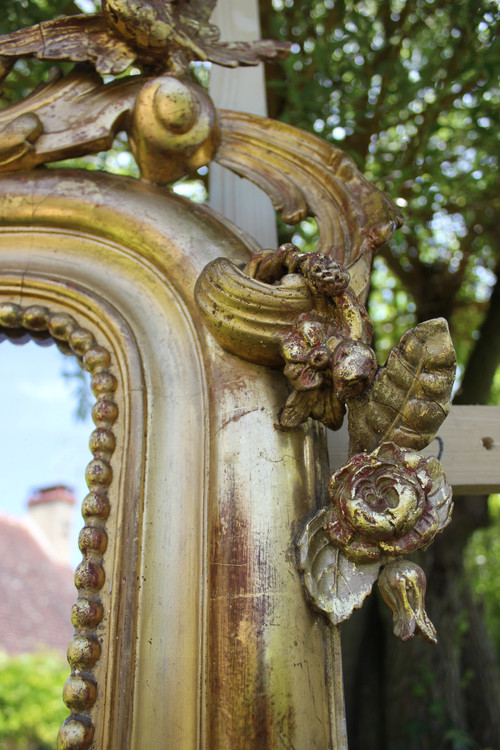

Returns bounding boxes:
[0,0,290,76]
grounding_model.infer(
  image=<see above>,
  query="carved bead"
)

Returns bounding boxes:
[57,716,94,750]
[83,345,111,373]
[74,560,105,591]
[0,302,22,327]
[89,427,116,458]
[81,492,110,520]
[54,339,74,357]
[21,304,50,330]
[69,327,96,355]
[71,598,104,628]
[79,526,108,553]
[91,371,118,397]
[67,635,101,669]
[48,312,78,340]
[92,398,118,426]
[85,458,113,489]
[63,675,97,711]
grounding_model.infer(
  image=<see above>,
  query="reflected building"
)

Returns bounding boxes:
[0,485,76,655]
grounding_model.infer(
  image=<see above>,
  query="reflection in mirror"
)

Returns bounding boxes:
[0,336,93,749]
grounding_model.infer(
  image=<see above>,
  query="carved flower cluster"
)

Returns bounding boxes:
[279,311,377,429]
[326,442,453,563]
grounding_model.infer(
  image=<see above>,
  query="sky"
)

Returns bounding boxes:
[0,340,94,568]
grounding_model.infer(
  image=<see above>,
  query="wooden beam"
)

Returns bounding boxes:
[327,406,500,495]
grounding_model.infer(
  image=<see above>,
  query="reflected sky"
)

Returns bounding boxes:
[0,341,93,568]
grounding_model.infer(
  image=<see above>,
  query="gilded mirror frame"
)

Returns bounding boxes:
[0,169,334,749]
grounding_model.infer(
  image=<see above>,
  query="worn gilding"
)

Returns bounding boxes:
[0,171,335,748]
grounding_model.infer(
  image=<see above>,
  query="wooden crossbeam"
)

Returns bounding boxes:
[327,405,500,495]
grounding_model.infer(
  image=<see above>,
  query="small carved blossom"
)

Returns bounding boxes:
[325,442,453,563]
[279,312,377,430]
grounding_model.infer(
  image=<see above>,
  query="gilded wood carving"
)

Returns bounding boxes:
[0,2,458,748]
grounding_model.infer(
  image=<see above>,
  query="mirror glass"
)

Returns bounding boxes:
[0,336,93,748]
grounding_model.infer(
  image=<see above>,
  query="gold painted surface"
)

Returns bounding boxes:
[0,170,336,749]
[215,109,403,300]
[0,1,289,75]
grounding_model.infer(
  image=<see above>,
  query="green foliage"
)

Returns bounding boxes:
[266,0,500,397]
[465,495,500,659]
[0,1,83,105]
[0,650,69,750]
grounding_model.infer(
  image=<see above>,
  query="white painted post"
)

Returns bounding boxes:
[209,0,278,250]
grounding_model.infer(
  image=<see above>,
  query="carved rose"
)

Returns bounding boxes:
[326,442,453,563]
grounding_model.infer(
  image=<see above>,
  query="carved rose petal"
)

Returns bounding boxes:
[379,506,439,556]
[284,362,324,390]
[425,456,454,532]
[325,508,353,547]
[281,332,309,363]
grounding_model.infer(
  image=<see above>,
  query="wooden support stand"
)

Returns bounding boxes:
[328,405,500,495]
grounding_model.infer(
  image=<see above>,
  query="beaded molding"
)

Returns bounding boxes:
[0,301,118,750]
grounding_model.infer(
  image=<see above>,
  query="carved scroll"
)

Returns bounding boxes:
[215,110,402,300]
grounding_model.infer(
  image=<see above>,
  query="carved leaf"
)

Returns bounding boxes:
[202,40,291,67]
[0,15,136,75]
[348,318,456,454]
[426,456,454,532]
[297,508,381,625]
[0,68,145,172]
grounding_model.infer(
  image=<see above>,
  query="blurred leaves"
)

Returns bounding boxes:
[0,650,68,749]
[465,494,500,660]
[263,0,500,404]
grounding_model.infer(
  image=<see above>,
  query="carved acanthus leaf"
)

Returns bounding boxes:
[0,67,144,172]
[215,111,403,302]
[348,318,456,455]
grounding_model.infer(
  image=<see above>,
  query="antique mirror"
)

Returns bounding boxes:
[1,1,489,748]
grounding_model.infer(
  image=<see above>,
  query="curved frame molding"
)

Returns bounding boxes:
[0,170,334,749]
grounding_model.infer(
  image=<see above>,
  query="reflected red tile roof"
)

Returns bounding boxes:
[0,514,76,655]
